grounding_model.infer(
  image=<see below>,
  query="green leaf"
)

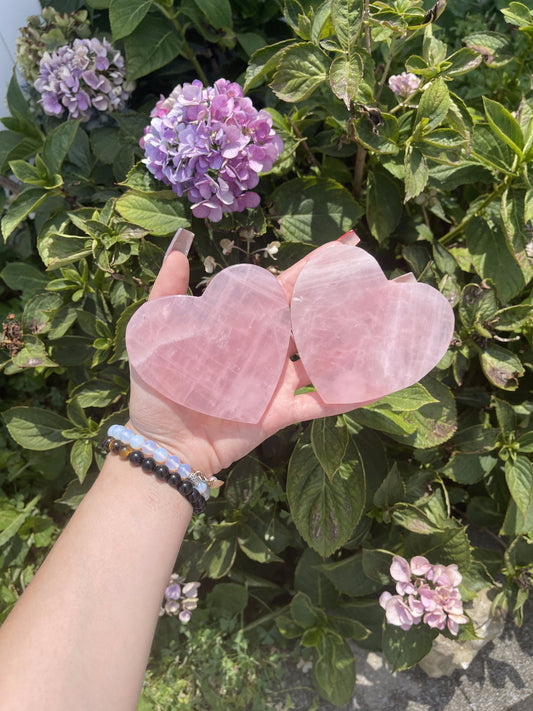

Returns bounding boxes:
[377,383,437,412]
[518,431,533,453]
[464,31,513,66]
[237,523,282,563]
[417,77,450,131]
[291,592,325,628]
[374,463,405,508]
[71,380,123,408]
[12,337,58,369]
[116,193,189,235]
[0,495,41,548]
[451,425,500,453]
[206,583,248,618]
[192,0,233,29]
[362,548,392,585]
[442,453,497,485]
[366,169,402,242]
[501,2,533,30]
[328,53,363,108]
[483,97,524,157]
[3,407,71,451]
[354,113,400,155]
[465,217,525,302]
[243,40,295,93]
[404,145,428,202]
[320,553,382,596]
[70,440,93,483]
[330,0,363,52]
[90,127,122,165]
[271,176,362,243]
[480,343,524,391]
[313,635,356,707]
[0,263,48,296]
[505,456,533,519]
[287,430,365,558]
[200,533,237,578]
[404,520,472,572]
[124,15,184,81]
[1,188,49,240]
[311,416,349,482]
[110,0,153,40]
[501,189,533,283]
[392,503,444,535]
[270,43,330,102]
[42,120,80,175]
[382,624,437,672]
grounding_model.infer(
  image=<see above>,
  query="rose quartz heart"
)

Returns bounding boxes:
[291,242,454,403]
[126,264,291,423]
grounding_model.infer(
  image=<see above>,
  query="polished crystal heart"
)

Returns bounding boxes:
[291,242,455,403]
[126,264,291,423]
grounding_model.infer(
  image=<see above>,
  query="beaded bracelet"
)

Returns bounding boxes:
[101,424,223,515]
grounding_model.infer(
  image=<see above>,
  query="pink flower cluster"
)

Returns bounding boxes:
[388,72,420,98]
[379,555,468,636]
[141,79,283,222]
[159,574,200,623]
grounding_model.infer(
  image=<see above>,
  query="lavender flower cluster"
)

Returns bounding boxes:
[379,555,469,636]
[388,71,420,98]
[34,37,134,121]
[141,79,284,222]
[159,574,200,623]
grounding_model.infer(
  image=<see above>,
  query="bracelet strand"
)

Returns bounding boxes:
[101,424,223,515]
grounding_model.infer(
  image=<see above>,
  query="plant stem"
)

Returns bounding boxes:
[157,7,209,85]
[363,0,371,54]
[376,38,395,101]
[439,183,507,245]
[288,119,321,168]
[353,144,366,199]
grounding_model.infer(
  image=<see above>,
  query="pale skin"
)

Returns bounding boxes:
[0,237,367,711]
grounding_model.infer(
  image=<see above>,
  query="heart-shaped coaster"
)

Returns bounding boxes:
[126,264,291,423]
[290,242,455,403]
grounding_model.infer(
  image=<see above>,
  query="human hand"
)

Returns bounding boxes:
[128,234,370,476]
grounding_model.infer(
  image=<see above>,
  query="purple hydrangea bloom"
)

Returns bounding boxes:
[379,555,469,636]
[34,37,134,121]
[141,79,284,222]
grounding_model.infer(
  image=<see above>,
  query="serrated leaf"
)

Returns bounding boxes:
[287,430,365,558]
[243,40,295,93]
[116,193,189,235]
[320,553,382,596]
[42,120,79,175]
[480,343,524,391]
[373,464,405,508]
[505,456,533,519]
[329,53,363,108]
[417,77,450,131]
[271,176,362,243]
[330,0,363,52]
[313,635,356,706]
[311,416,349,481]
[1,188,49,240]
[124,15,184,81]
[3,407,71,451]
[70,439,93,483]
[110,0,152,40]
[270,43,330,102]
[483,97,524,157]
[192,0,233,29]
[404,145,428,202]
[501,188,533,283]
[366,169,402,242]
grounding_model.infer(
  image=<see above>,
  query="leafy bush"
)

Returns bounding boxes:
[1,0,533,707]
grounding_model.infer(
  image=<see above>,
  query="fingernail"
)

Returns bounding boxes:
[392,273,417,283]
[164,228,195,259]
[337,230,360,246]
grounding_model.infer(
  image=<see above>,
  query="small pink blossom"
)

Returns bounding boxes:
[388,72,420,98]
[379,555,468,637]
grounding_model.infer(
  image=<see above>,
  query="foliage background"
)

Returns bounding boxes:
[1,0,533,708]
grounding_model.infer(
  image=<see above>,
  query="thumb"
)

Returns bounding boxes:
[149,247,190,301]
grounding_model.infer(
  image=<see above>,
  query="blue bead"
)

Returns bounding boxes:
[141,440,157,455]
[196,481,210,500]
[166,455,181,471]
[178,463,192,478]
[107,424,117,437]
[122,428,134,444]
[154,447,168,463]
[130,434,145,449]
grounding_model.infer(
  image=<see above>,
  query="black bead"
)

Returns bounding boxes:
[110,440,122,454]
[141,457,156,473]
[102,436,113,452]
[188,489,201,506]
[178,480,194,496]
[129,450,144,466]
[167,473,180,488]
[154,464,170,480]
[194,497,207,514]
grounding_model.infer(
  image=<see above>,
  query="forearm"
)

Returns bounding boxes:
[0,452,193,711]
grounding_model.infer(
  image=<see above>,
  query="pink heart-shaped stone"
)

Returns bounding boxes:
[291,242,455,403]
[126,264,291,423]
